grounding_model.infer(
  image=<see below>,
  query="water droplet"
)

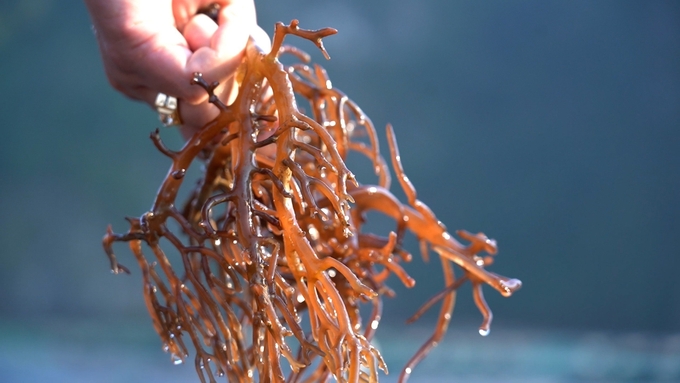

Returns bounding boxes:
[479,328,490,337]
[171,354,183,365]
[370,320,379,330]
[308,226,320,241]
[343,226,352,238]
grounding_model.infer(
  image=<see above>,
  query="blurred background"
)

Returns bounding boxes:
[1,0,679,382]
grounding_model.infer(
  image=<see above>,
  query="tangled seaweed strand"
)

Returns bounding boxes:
[103,20,522,383]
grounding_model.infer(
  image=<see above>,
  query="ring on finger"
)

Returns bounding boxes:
[155,93,182,127]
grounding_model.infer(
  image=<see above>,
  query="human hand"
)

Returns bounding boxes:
[84,0,270,138]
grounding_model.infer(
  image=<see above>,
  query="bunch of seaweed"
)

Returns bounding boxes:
[103,21,521,383]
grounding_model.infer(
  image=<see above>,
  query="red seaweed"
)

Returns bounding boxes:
[103,20,521,383]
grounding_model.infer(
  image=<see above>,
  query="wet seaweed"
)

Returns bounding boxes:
[103,20,521,383]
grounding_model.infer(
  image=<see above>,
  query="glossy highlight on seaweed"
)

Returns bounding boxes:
[103,20,521,383]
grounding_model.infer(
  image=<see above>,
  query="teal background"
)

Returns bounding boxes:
[0,0,679,381]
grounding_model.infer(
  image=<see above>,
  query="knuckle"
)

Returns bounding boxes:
[107,74,125,93]
[181,86,207,105]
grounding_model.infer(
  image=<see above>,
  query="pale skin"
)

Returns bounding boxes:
[84,0,270,138]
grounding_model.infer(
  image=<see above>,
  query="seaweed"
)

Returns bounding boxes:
[103,20,521,383]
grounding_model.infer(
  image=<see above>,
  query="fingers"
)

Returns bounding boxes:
[155,1,258,137]
[142,0,256,106]
[139,74,238,140]
[183,14,218,51]
[86,0,259,134]
[183,1,256,92]
[133,27,202,102]
[177,76,237,139]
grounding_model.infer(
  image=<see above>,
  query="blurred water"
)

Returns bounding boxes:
[1,317,679,383]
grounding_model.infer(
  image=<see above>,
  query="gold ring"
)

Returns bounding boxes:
[155,93,182,126]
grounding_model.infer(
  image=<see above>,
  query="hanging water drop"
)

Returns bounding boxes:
[171,354,183,365]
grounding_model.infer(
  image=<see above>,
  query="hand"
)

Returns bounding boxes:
[84,0,270,138]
